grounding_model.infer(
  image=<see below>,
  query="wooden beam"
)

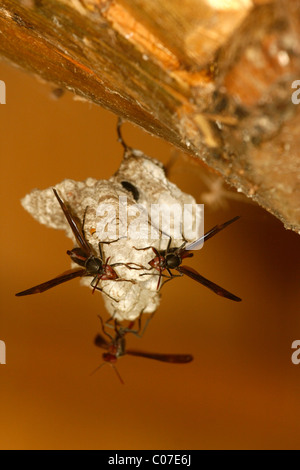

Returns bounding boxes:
[0,0,299,232]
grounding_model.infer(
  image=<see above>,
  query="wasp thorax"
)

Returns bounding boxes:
[85,256,103,274]
[166,253,181,269]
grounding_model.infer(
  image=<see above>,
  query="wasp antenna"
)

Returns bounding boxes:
[91,362,124,384]
[90,362,107,376]
[112,364,125,385]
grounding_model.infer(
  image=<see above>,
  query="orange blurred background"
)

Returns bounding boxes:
[0,60,299,450]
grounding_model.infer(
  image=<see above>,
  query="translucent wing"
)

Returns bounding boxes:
[53,188,91,256]
[178,265,241,302]
[15,268,85,296]
[126,350,193,363]
[184,216,240,251]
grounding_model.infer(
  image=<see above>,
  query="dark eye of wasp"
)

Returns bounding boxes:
[165,253,181,269]
[121,181,140,201]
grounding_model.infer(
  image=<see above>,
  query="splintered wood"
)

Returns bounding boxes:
[0,0,299,232]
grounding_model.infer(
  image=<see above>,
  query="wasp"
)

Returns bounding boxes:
[16,189,134,299]
[127,216,241,301]
[93,317,193,383]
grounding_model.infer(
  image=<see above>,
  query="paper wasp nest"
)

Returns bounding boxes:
[21,148,200,321]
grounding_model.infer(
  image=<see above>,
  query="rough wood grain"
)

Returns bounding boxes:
[0,0,299,232]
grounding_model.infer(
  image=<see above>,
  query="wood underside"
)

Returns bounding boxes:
[0,0,299,232]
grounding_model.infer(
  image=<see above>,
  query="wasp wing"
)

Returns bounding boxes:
[178,265,241,302]
[15,268,85,296]
[53,188,91,256]
[184,216,240,251]
[126,349,193,363]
